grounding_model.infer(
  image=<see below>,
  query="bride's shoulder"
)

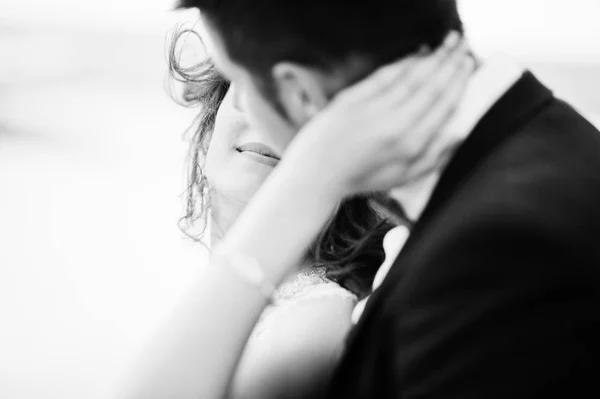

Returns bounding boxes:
[233,269,357,398]
[251,267,357,339]
[274,267,357,305]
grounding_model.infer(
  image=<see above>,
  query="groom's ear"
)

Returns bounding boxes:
[271,62,331,126]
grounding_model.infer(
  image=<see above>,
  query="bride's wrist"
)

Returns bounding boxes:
[211,244,278,303]
[220,164,342,286]
[275,153,348,201]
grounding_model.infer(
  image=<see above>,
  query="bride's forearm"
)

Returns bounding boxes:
[117,262,269,399]
[117,165,341,399]
[223,160,342,285]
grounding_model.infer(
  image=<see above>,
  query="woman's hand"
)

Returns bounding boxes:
[280,31,475,198]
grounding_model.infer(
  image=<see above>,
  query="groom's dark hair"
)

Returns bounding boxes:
[179,0,463,88]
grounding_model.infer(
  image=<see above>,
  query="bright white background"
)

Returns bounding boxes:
[0,1,599,398]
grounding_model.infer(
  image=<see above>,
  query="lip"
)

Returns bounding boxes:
[235,142,281,167]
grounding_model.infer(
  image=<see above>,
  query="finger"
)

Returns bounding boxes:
[400,57,475,181]
[364,162,413,192]
[411,31,466,84]
[404,57,473,166]
[333,56,418,106]
[374,34,467,109]
[415,56,475,136]
[333,31,461,105]
[393,46,472,133]
[374,50,470,151]
[348,43,472,152]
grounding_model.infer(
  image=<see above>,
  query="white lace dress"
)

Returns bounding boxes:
[250,267,357,340]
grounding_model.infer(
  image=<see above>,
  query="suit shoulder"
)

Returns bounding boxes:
[462,99,600,226]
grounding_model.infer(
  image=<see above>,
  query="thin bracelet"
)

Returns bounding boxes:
[213,246,277,303]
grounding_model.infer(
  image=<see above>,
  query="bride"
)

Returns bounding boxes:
[117,30,472,399]
[172,29,397,397]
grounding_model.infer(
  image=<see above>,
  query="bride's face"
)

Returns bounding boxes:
[205,84,291,235]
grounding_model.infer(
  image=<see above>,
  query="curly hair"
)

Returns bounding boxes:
[169,26,398,299]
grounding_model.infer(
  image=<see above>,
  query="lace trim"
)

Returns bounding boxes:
[272,266,329,303]
[250,267,357,339]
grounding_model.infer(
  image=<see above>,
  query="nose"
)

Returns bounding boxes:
[230,83,244,112]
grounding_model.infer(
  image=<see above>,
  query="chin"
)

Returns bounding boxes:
[210,167,270,205]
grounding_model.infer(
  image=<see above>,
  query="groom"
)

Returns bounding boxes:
[180,0,600,397]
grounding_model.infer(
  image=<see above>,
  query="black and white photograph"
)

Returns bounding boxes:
[1,0,600,398]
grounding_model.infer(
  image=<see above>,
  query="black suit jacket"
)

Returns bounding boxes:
[327,72,600,398]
